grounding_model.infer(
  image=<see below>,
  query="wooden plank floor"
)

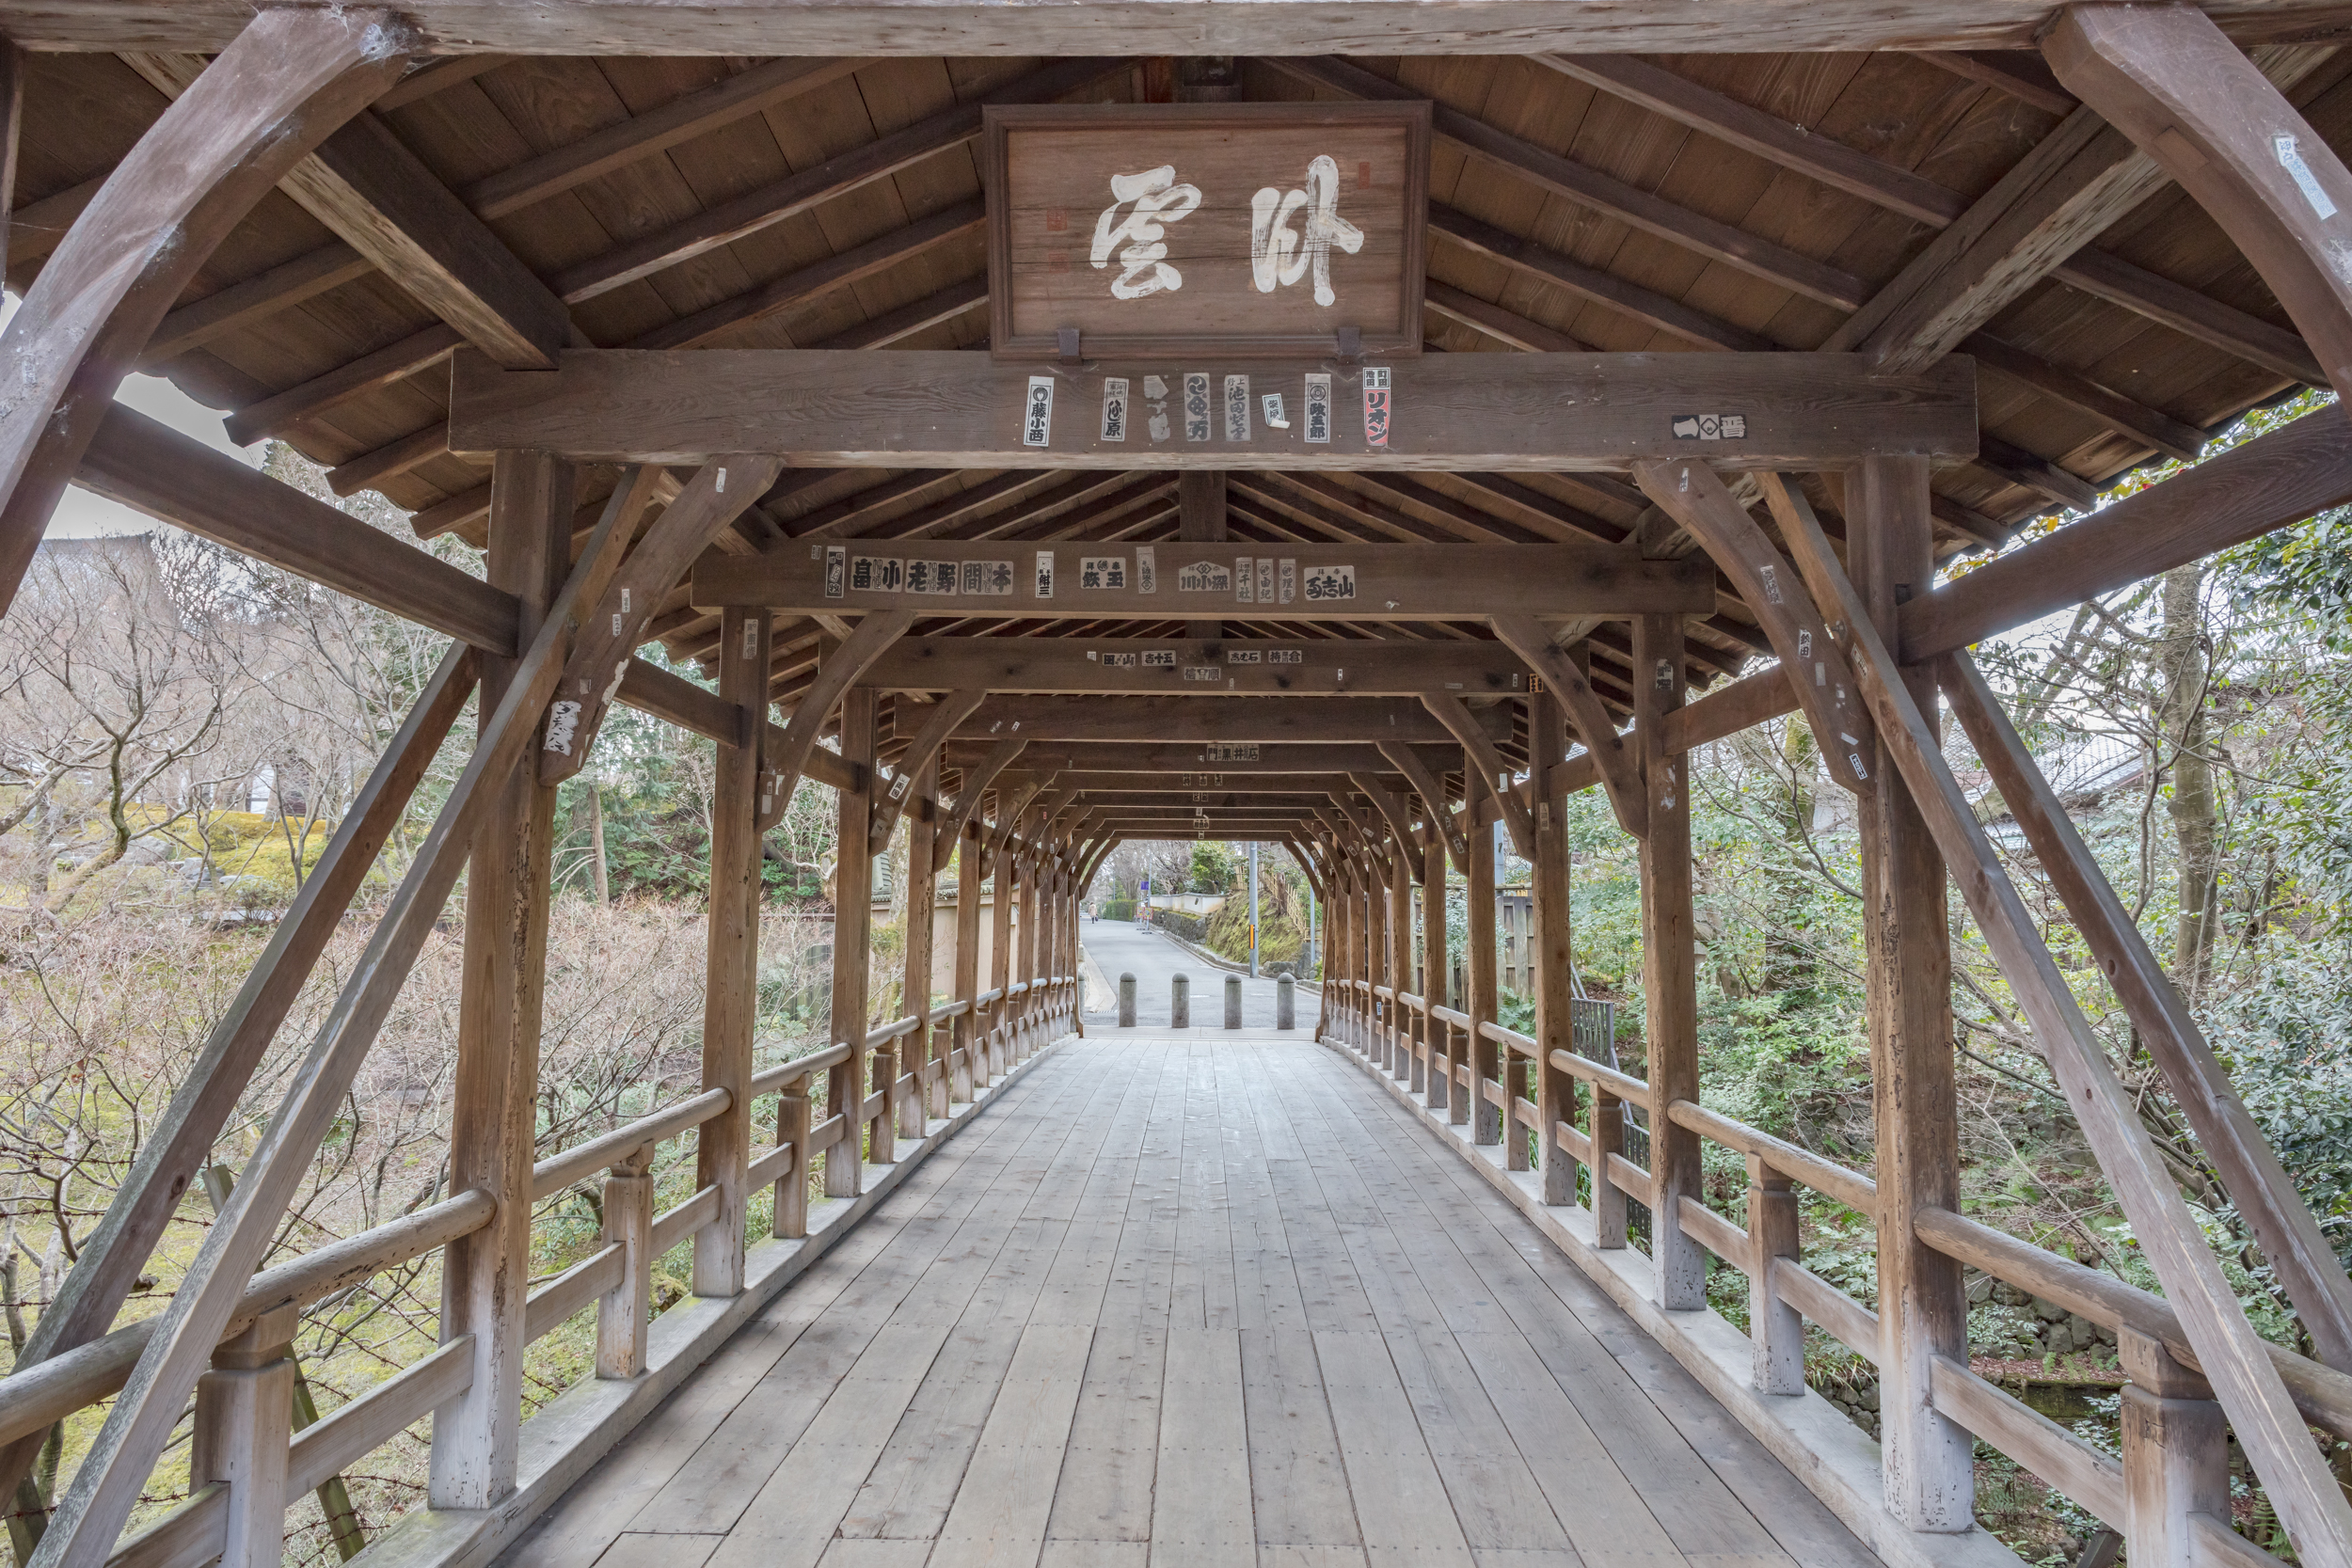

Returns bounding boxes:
[499,1036,1888,1568]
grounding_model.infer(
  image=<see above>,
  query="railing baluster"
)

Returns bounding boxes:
[597,1147,653,1380]
[189,1303,298,1568]
[1747,1155,1803,1395]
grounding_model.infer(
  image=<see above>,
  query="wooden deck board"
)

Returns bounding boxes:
[511,1037,1888,1568]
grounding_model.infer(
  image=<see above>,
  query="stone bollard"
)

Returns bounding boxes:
[1170,973,1190,1028]
[1224,974,1243,1029]
[1276,974,1295,1031]
[1119,973,1137,1027]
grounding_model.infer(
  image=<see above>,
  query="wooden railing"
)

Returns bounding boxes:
[0,974,1083,1568]
[1320,979,2352,1568]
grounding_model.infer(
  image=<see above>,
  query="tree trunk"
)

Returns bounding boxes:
[2158,562,2218,992]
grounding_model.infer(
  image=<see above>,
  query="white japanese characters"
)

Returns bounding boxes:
[1249,154,1364,308]
[1089,166,1202,299]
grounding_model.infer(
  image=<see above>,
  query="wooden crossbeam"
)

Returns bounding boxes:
[691,536,1708,623]
[10,4,2352,53]
[941,742,1446,775]
[872,689,986,844]
[450,350,1979,470]
[930,736,1026,874]
[953,694,1486,744]
[856,636,1530,695]
[759,613,916,832]
[1424,690,1534,858]
[1489,613,1645,838]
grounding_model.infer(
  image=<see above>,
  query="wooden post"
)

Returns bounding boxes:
[1592,1085,1628,1248]
[1422,834,1450,1115]
[1391,847,1414,1083]
[2119,1327,2228,1568]
[432,450,570,1510]
[903,763,939,1133]
[1634,610,1707,1310]
[1018,847,1041,1058]
[1532,689,1579,1203]
[772,1093,809,1240]
[191,1303,298,1568]
[597,1148,652,1379]
[989,842,1015,1082]
[952,830,982,1104]
[1468,797,1501,1145]
[1852,454,1974,1529]
[828,683,877,1199]
[695,606,767,1298]
[1366,851,1390,1064]
[1747,1155,1803,1395]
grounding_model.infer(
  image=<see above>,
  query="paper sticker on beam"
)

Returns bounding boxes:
[858,637,1531,694]
[694,541,1712,621]
[449,349,1979,471]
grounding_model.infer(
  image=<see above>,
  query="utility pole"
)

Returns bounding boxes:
[1248,840,1260,977]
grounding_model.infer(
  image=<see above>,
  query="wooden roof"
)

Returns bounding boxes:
[12,36,2346,777]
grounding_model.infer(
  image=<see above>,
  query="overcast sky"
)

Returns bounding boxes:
[2,293,267,540]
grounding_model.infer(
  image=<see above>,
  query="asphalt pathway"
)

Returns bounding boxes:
[1078,916,1311,1032]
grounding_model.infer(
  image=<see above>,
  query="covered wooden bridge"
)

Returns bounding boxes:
[2,4,2352,1568]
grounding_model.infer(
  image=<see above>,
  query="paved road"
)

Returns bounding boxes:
[1078,917,1311,1033]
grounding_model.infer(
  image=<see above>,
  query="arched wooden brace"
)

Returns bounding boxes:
[1490,615,1647,840]
[930,737,1027,875]
[758,611,916,832]
[1376,739,1470,874]
[0,8,414,617]
[1423,691,1534,860]
[2043,5,2352,403]
[1348,773,1429,884]
[539,460,766,784]
[871,690,986,844]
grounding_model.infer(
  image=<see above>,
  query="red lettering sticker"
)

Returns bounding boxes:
[1362,367,1391,448]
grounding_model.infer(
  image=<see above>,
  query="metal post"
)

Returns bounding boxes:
[1248,840,1260,976]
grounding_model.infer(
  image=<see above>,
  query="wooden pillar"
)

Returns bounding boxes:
[597,1148,653,1378]
[1422,834,1450,1114]
[1747,1156,1804,1394]
[1634,611,1706,1310]
[903,769,939,1131]
[2119,1328,2228,1568]
[432,450,570,1508]
[988,843,1015,1082]
[827,684,877,1199]
[1366,850,1390,1062]
[695,606,767,1298]
[1851,455,1974,1528]
[1390,848,1414,1082]
[951,829,982,1104]
[1468,800,1501,1144]
[1531,689,1579,1203]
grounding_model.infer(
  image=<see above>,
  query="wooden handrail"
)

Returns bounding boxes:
[1430,1005,1470,1029]
[1545,1047,1653,1107]
[1666,1099,1879,1217]
[531,1086,733,1201]
[1374,986,1395,1000]
[1915,1205,2352,1442]
[0,1188,494,1449]
[865,1015,920,1047]
[749,1040,853,1099]
[927,1000,971,1023]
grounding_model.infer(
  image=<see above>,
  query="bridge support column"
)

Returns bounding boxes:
[434,449,570,1509]
[901,759,939,1134]
[1422,836,1448,1110]
[827,682,876,1199]
[1468,803,1500,1146]
[696,605,768,1298]
[951,826,982,1105]
[1390,849,1414,1084]
[1635,611,1707,1312]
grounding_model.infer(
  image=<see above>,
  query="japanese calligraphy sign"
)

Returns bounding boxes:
[985,103,1430,360]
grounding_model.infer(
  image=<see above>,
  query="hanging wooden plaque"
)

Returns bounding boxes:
[984,102,1430,360]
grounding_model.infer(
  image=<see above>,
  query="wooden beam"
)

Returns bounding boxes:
[943,740,1443,775]
[541,459,778,784]
[1425,280,1590,353]
[76,404,518,656]
[952,694,1485,744]
[2045,5,2352,401]
[1378,737,1470,873]
[119,55,569,369]
[693,536,1713,622]
[548,57,1126,303]
[1900,405,2352,661]
[1913,48,2080,115]
[858,635,1530,694]
[1828,43,2336,373]
[1634,458,1874,793]
[930,736,1025,874]
[0,10,409,616]
[9,3,2352,54]
[450,349,1980,470]
[1274,55,1867,309]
